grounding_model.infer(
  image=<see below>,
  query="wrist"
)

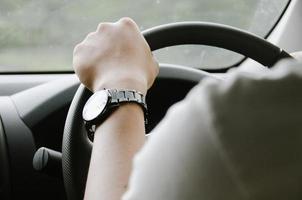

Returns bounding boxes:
[92,77,148,95]
[94,103,145,135]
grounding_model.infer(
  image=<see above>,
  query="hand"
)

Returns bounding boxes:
[73,17,159,95]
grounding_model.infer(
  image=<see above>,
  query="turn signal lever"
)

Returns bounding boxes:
[33,147,62,179]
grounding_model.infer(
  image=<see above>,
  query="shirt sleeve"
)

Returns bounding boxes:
[122,60,302,200]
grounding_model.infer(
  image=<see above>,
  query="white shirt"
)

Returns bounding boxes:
[123,60,302,200]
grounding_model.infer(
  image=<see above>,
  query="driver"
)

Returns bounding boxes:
[73,18,302,200]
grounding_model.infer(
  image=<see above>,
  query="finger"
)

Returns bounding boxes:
[85,31,97,39]
[117,17,140,31]
[96,22,112,32]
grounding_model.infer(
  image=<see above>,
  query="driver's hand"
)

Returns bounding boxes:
[73,17,159,94]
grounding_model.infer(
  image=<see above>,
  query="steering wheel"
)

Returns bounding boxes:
[62,22,292,200]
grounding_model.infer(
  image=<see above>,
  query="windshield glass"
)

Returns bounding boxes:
[0,0,289,72]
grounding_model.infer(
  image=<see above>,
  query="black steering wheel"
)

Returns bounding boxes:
[62,22,292,200]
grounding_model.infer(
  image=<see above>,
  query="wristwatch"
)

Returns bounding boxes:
[82,89,147,136]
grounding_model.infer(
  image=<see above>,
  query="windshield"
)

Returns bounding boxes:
[0,0,289,72]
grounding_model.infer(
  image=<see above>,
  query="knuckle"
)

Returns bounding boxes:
[85,31,96,40]
[73,60,90,76]
[73,44,91,71]
[156,64,160,74]
[73,42,89,55]
[73,43,83,55]
[152,58,160,73]
[154,63,160,77]
[119,17,135,27]
[97,23,110,32]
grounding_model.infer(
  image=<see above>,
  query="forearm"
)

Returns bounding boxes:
[73,18,158,200]
[84,103,145,200]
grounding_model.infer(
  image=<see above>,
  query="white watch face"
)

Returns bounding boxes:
[82,90,109,121]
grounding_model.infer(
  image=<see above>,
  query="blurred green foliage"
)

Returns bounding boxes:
[0,0,288,72]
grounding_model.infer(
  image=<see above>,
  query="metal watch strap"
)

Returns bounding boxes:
[86,89,148,138]
[109,89,147,111]
[109,89,148,125]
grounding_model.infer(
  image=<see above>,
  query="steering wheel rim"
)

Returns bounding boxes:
[62,22,292,200]
[144,22,292,67]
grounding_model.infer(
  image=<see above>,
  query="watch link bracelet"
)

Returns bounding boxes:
[82,89,147,137]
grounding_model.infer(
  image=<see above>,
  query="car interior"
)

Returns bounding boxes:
[0,0,301,199]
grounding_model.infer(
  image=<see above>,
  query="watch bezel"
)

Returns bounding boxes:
[82,89,113,124]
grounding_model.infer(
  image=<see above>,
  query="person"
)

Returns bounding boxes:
[73,17,302,200]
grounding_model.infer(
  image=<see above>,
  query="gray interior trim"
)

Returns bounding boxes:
[268,0,302,52]
[0,117,10,199]
[242,0,302,71]
[0,74,69,96]
[10,75,80,128]
[0,97,37,198]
